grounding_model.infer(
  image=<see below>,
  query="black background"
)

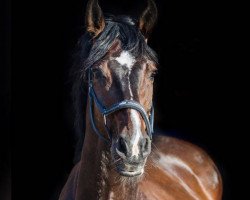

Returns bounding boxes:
[1,0,246,199]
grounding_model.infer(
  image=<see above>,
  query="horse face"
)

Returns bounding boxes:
[92,41,157,177]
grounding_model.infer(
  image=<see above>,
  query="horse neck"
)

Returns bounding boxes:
[76,99,140,200]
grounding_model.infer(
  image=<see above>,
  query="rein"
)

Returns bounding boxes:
[88,68,154,143]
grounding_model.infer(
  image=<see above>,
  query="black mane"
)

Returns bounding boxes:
[71,15,158,163]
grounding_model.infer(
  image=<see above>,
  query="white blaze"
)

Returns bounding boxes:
[115,51,141,156]
[130,110,142,157]
[115,51,135,70]
[114,51,135,100]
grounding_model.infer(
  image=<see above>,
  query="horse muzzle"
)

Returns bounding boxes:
[112,135,151,177]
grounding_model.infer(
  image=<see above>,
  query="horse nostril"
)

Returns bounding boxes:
[142,137,151,157]
[116,137,128,158]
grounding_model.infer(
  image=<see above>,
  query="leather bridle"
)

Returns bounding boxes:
[88,68,154,143]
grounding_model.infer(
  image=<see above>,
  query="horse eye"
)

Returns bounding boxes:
[93,68,105,80]
[149,71,157,81]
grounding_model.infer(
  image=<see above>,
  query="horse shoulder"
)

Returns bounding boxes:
[59,161,81,200]
[139,135,222,200]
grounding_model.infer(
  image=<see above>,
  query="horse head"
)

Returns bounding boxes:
[84,0,158,177]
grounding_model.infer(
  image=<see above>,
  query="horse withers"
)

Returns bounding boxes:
[59,0,223,199]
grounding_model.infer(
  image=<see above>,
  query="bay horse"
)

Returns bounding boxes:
[59,0,223,199]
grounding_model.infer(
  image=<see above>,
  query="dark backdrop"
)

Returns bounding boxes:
[1,0,11,199]
[7,0,245,199]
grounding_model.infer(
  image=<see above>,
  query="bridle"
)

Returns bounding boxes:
[88,68,154,143]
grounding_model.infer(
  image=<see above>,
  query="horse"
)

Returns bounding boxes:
[59,0,223,199]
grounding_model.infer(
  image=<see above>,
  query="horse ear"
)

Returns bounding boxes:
[85,0,105,37]
[139,0,158,39]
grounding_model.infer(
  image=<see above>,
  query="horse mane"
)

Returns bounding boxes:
[71,15,158,163]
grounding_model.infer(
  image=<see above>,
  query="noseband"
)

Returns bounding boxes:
[88,68,154,143]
